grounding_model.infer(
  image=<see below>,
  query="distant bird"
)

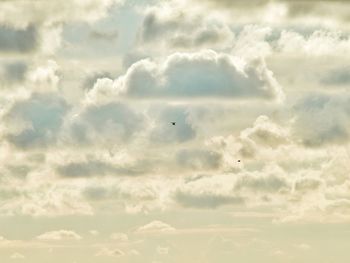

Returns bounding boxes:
[171,122,176,126]
[238,160,241,163]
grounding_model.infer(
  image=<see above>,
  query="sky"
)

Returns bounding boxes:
[0,0,350,262]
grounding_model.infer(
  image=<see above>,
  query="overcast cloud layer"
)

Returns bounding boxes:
[0,0,350,262]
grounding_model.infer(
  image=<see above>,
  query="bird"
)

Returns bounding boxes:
[171,122,176,125]
[238,160,241,163]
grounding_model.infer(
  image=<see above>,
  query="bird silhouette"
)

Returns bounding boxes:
[171,122,176,125]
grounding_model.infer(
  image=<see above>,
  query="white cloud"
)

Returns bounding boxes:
[110,50,283,101]
[139,4,234,51]
[136,221,176,234]
[10,252,25,260]
[157,245,169,255]
[95,247,125,257]
[277,30,350,57]
[295,243,311,250]
[0,0,121,28]
[65,101,144,146]
[36,230,82,241]
[292,94,350,146]
[110,233,128,242]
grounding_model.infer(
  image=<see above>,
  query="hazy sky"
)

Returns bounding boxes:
[1,0,350,262]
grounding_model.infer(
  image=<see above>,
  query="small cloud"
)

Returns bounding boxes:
[295,243,311,250]
[157,246,169,255]
[272,249,284,256]
[89,230,99,236]
[36,230,82,241]
[128,249,140,256]
[95,248,124,257]
[136,220,176,234]
[110,233,128,242]
[10,253,25,260]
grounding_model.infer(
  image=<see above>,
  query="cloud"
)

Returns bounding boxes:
[81,71,114,91]
[295,243,311,250]
[10,252,25,260]
[66,101,144,145]
[0,0,120,28]
[94,50,283,101]
[89,29,118,41]
[176,149,222,170]
[234,172,290,193]
[292,94,350,146]
[3,92,69,149]
[110,233,128,242]
[0,61,28,86]
[27,60,60,92]
[294,177,323,193]
[232,25,273,60]
[175,190,244,209]
[136,220,176,234]
[56,160,145,178]
[0,25,38,53]
[240,115,289,148]
[149,106,196,143]
[36,230,82,241]
[277,30,350,57]
[321,66,350,86]
[0,183,93,217]
[95,248,125,257]
[140,6,234,50]
[193,0,350,25]
[157,245,169,255]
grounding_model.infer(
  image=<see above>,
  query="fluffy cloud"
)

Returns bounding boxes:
[193,0,350,26]
[0,0,120,28]
[95,248,125,257]
[140,5,234,50]
[136,221,176,234]
[277,30,350,57]
[110,233,128,242]
[0,186,93,217]
[36,230,82,241]
[92,50,283,101]
[10,252,25,259]
[65,101,144,145]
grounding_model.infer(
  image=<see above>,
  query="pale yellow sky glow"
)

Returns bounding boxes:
[1,0,350,262]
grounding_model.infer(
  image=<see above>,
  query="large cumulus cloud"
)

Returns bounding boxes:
[91,50,283,101]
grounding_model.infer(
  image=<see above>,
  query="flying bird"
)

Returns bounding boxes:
[171,122,176,125]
